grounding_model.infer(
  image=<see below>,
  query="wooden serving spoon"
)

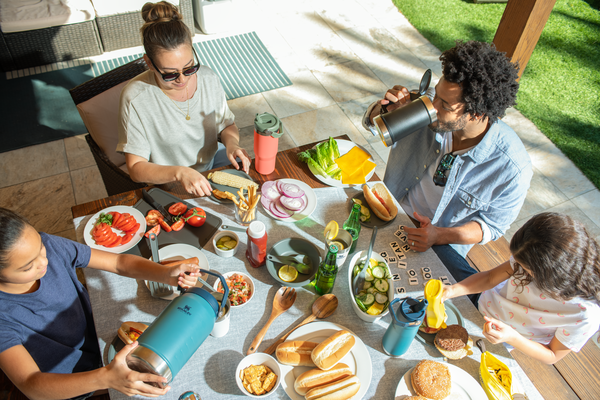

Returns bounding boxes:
[263,294,339,354]
[247,287,297,355]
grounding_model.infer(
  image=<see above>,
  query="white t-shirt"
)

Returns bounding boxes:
[117,67,235,172]
[478,256,600,352]
[401,132,471,219]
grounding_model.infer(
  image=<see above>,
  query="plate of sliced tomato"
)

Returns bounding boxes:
[83,206,146,253]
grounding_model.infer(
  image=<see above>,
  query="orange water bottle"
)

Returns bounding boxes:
[254,113,283,175]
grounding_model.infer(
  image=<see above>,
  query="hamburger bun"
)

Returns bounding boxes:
[404,396,428,400]
[305,375,360,400]
[434,325,473,360]
[411,360,451,400]
[294,363,352,396]
[362,183,398,221]
[311,330,355,370]
[276,341,318,366]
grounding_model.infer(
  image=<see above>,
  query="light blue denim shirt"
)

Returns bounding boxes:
[366,113,532,258]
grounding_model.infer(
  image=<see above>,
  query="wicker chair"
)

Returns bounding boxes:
[69,58,149,196]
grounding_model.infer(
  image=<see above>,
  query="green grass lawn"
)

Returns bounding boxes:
[392,0,600,189]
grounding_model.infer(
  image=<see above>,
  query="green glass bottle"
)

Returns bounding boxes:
[343,203,362,253]
[313,244,339,295]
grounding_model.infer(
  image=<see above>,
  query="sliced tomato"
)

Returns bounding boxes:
[171,219,185,231]
[120,233,134,245]
[184,207,206,227]
[105,236,123,247]
[120,217,137,232]
[144,225,161,238]
[115,213,131,229]
[111,212,122,228]
[158,218,172,233]
[96,231,118,246]
[168,202,187,216]
[126,222,140,234]
[145,210,162,227]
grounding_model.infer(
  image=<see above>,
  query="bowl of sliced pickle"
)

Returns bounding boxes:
[213,230,240,258]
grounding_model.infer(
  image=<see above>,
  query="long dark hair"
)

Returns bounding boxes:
[140,1,192,60]
[510,212,600,302]
[0,208,31,269]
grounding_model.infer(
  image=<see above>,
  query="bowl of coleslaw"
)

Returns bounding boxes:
[213,271,255,307]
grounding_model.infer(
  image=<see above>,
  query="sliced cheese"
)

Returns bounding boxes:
[342,168,366,185]
[335,146,371,176]
[361,159,376,177]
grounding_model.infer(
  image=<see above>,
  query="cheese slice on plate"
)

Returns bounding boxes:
[335,146,371,176]
[341,160,376,185]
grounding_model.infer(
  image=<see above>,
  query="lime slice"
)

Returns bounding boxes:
[324,220,339,241]
[278,265,298,282]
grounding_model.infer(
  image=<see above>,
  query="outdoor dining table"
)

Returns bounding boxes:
[71,136,543,400]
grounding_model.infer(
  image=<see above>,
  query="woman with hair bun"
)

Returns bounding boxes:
[117,1,251,196]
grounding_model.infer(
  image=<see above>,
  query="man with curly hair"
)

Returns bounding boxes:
[362,41,532,281]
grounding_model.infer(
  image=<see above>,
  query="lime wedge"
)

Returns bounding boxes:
[278,265,298,282]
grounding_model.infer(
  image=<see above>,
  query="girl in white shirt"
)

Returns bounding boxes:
[443,212,600,364]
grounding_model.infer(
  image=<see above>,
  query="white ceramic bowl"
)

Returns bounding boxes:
[213,231,240,258]
[347,250,394,323]
[212,271,255,308]
[235,353,281,398]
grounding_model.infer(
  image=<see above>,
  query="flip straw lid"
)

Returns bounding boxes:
[254,112,284,138]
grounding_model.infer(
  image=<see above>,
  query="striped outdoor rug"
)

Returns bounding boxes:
[6,31,291,101]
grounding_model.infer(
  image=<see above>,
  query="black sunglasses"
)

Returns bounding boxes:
[147,47,200,82]
[433,153,456,186]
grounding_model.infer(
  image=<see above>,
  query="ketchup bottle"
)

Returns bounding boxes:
[246,221,267,268]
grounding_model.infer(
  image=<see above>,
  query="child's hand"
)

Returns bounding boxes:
[105,342,170,397]
[482,316,518,345]
[168,263,200,289]
[441,284,454,302]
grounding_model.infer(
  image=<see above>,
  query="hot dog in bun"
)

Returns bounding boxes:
[304,375,360,400]
[294,363,352,396]
[362,183,397,221]
[118,321,148,345]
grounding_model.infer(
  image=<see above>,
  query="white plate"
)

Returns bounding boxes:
[262,179,317,222]
[307,139,375,188]
[83,206,146,254]
[145,243,210,301]
[394,361,487,399]
[279,321,371,400]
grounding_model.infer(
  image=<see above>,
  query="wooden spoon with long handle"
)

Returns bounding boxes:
[263,294,339,354]
[247,287,297,355]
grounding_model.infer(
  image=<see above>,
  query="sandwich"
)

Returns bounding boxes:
[411,360,451,400]
[434,324,473,360]
[362,183,398,221]
[118,321,148,345]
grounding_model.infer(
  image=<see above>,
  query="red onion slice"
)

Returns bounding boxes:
[262,181,281,201]
[280,182,305,198]
[273,199,295,217]
[276,180,286,193]
[261,195,273,210]
[280,195,306,211]
[269,200,291,218]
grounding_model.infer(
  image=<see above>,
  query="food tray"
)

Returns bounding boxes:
[121,188,222,258]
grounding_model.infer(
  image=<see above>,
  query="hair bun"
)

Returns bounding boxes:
[141,1,182,24]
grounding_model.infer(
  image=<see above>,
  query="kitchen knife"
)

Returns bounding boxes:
[142,189,173,224]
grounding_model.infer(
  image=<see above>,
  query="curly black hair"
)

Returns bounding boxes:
[440,41,519,123]
[510,212,600,302]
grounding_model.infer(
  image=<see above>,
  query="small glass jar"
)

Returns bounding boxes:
[234,199,258,226]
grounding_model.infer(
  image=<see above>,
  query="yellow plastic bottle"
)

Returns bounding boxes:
[424,279,447,330]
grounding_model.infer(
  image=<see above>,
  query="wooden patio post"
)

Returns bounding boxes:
[492,0,557,80]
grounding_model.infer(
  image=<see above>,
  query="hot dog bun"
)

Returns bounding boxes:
[276,341,318,366]
[117,321,148,345]
[305,375,360,400]
[311,330,355,370]
[294,363,352,396]
[362,183,397,221]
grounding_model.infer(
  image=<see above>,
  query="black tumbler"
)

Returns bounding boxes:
[373,94,437,147]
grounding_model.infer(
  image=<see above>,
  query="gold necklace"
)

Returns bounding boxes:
[164,86,190,120]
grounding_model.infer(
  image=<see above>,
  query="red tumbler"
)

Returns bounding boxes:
[254,113,283,175]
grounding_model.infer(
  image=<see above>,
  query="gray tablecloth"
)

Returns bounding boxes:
[74,185,542,400]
